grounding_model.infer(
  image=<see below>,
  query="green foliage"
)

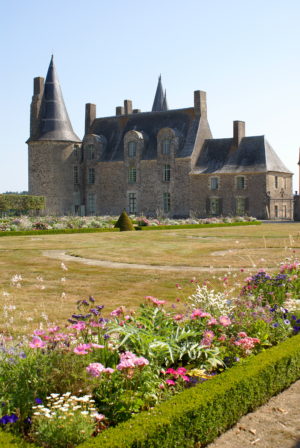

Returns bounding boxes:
[139,221,261,230]
[114,211,134,231]
[76,333,300,448]
[0,195,45,214]
[0,227,119,237]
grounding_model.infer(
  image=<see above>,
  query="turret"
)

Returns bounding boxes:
[152,75,168,112]
[27,56,82,215]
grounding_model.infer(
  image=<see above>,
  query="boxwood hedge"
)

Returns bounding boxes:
[1,333,299,447]
[0,221,260,237]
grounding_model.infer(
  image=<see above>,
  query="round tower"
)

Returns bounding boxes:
[27,56,81,215]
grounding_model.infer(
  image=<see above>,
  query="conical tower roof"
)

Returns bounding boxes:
[163,89,168,110]
[152,75,168,112]
[37,56,81,142]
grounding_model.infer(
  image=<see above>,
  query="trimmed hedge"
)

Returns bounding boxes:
[0,195,45,213]
[0,228,120,238]
[78,333,300,448]
[138,221,261,230]
[0,221,261,237]
[0,333,299,447]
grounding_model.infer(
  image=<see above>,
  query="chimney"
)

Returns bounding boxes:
[116,106,125,116]
[124,99,133,115]
[233,121,245,147]
[85,103,96,135]
[194,90,207,117]
[133,109,141,114]
[30,76,44,139]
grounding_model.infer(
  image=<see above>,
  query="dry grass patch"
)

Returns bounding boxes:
[1,223,300,336]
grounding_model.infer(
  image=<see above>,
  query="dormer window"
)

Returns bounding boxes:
[162,139,171,155]
[128,141,137,157]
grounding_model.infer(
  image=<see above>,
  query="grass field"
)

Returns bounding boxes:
[1,222,300,336]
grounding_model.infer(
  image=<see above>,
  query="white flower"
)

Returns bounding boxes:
[61,263,68,271]
[50,393,60,398]
[81,411,89,415]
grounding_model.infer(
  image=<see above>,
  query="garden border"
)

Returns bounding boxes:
[0,221,260,237]
[1,333,299,447]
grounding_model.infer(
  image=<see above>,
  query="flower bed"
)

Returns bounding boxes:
[0,215,257,233]
[0,260,299,447]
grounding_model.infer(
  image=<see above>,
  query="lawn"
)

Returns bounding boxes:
[1,222,300,335]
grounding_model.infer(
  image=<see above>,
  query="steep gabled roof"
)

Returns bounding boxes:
[152,76,168,112]
[194,136,291,174]
[36,56,80,142]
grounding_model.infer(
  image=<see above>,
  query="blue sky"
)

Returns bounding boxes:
[1,0,300,192]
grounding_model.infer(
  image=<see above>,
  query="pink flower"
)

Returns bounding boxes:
[53,333,68,341]
[173,314,184,321]
[134,356,149,367]
[47,326,60,333]
[110,306,125,317]
[94,413,106,421]
[207,317,218,326]
[238,332,247,338]
[29,336,46,349]
[86,362,105,377]
[103,367,114,374]
[203,330,214,340]
[71,321,86,331]
[165,368,177,375]
[219,316,231,327]
[182,375,190,382]
[175,283,182,290]
[91,343,105,349]
[145,296,166,306]
[176,367,187,375]
[166,379,176,386]
[159,383,165,389]
[117,351,149,370]
[33,329,45,336]
[73,343,91,355]
[218,334,227,341]
[191,309,211,319]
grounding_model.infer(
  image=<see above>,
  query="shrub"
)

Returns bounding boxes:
[114,211,134,231]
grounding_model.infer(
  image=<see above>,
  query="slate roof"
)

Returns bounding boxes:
[193,136,291,174]
[35,56,81,142]
[90,107,199,161]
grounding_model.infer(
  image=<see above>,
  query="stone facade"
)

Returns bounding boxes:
[27,57,294,220]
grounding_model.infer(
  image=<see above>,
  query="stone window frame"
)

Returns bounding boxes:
[209,197,221,216]
[73,144,81,160]
[163,192,171,213]
[128,166,137,183]
[274,204,279,218]
[274,176,279,189]
[235,175,246,190]
[163,164,171,182]
[209,176,220,190]
[235,196,247,216]
[88,167,95,184]
[157,127,180,158]
[83,134,107,162]
[128,192,137,214]
[124,130,146,161]
[73,166,79,185]
[87,192,96,215]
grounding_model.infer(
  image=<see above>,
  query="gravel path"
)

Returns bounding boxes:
[207,379,300,448]
[43,250,264,272]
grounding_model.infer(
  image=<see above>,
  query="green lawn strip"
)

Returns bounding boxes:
[1,333,299,447]
[0,221,260,237]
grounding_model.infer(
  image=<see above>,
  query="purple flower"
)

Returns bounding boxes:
[35,398,43,404]
[97,305,105,310]
[0,413,18,424]
[284,319,290,325]
[89,296,95,303]
[104,334,110,340]
[272,322,279,328]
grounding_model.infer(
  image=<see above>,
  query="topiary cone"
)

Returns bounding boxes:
[114,210,134,231]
